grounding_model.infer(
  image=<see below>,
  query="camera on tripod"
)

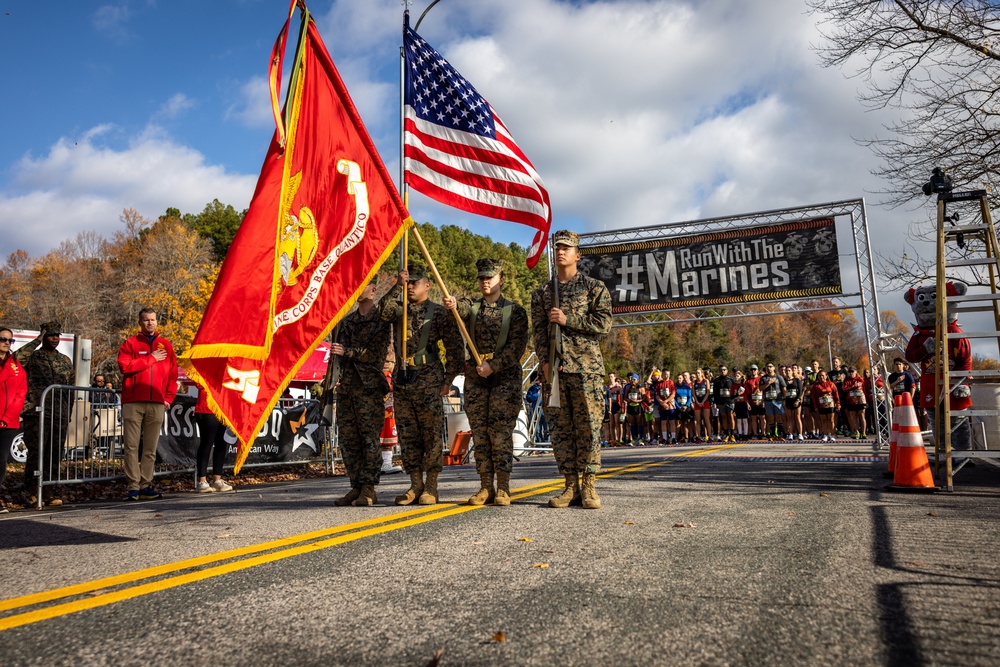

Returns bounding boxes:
[922,167,953,196]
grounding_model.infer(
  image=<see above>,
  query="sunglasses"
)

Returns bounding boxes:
[0,337,12,343]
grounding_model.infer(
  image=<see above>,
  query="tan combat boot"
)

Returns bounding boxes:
[395,471,424,506]
[581,473,602,509]
[494,471,511,506]
[352,484,378,506]
[548,473,580,508]
[467,472,495,506]
[334,487,361,506]
[418,469,439,505]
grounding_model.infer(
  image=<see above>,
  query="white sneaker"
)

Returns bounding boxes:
[822,435,830,442]
[196,481,214,493]
[210,479,233,492]
[828,436,836,443]
[797,434,804,441]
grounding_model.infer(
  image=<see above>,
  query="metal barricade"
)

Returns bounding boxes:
[34,387,331,508]
[33,385,123,507]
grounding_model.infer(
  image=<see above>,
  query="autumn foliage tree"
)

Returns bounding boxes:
[0,203,884,385]
[0,207,217,377]
[597,301,869,377]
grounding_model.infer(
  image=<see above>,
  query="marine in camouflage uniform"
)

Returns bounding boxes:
[15,323,74,504]
[379,264,464,505]
[331,281,392,507]
[531,231,612,509]
[444,259,528,507]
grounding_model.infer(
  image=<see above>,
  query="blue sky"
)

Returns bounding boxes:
[2,1,277,179]
[0,0,976,349]
[1,0,903,257]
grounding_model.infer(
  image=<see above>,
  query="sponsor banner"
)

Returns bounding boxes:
[579,218,842,314]
[157,395,325,466]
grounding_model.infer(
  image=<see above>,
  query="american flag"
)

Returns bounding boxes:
[403,20,551,268]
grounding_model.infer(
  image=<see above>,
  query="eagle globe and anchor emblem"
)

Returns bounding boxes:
[224,159,370,406]
[277,171,319,288]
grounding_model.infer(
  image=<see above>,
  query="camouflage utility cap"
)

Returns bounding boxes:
[476,258,502,278]
[43,321,62,336]
[552,230,579,247]
[407,264,429,281]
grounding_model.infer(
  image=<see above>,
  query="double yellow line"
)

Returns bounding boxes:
[0,445,737,631]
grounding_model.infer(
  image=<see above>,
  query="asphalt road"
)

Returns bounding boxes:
[1,440,998,667]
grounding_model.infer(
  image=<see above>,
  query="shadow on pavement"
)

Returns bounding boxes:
[0,519,138,549]
[876,583,924,667]
[627,457,884,493]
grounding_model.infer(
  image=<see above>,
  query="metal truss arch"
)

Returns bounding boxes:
[570,198,890,448]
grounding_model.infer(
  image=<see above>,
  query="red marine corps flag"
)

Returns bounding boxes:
[182,0,411,472]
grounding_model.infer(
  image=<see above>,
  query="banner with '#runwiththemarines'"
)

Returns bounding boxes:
[578,218,842,314]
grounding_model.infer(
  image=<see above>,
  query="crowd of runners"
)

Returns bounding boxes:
[600,356,913,446]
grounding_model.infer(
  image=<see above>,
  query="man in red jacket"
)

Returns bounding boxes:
[118,309,178,501]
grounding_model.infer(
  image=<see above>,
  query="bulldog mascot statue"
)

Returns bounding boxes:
[903,281,973,450]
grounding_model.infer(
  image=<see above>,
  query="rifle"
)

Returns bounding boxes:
[548,277,562,408]
[320,323,341,426]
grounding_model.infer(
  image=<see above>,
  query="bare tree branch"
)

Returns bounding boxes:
[810,1,1000,208]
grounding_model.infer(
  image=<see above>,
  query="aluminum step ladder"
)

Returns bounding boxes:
[935,186,1000,490]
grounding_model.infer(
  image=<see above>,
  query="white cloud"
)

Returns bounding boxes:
[93,3,133,40]
[0,127,256,257]
[155,93,195,120]
[362,0,940,328]
[226,75,273,129]
[1,0,969,341]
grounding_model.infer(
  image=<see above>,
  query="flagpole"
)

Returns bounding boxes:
[407,225,483,365]
[414,0,442,31]
[398,16,409,372]
[400,3,482,366]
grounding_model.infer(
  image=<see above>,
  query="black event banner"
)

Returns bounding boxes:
[156,395,325,467]
[578,218,842,314]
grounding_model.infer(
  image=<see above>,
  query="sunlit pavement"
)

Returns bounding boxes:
[1,440,997,666]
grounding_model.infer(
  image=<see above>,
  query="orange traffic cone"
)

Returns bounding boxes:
[882,396,900,479]
[379,393,402,474]
[887,392,936,492]
[380,410,398,449]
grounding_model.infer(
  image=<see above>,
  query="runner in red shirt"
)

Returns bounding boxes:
[841,366,867,439]
[811,370,841,442]
[651,369,677,444]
